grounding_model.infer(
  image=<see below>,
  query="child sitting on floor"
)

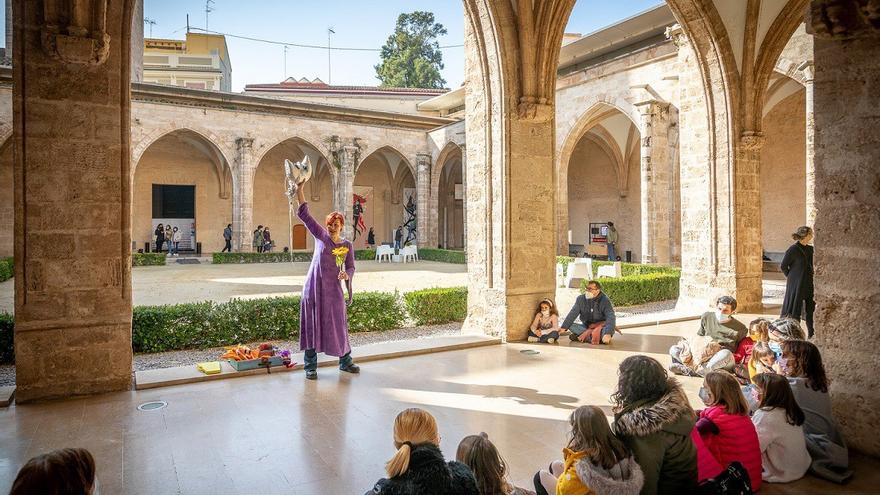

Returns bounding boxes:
[457,432,535,495]
[734,318,769,382]
[695,371,763,491]
[751,373,811,483]
[527,298,561,344]
[533,405,643,495]
[750,342,777,380]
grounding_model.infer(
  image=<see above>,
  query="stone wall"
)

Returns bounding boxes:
[761,90,806,254]
[567,138,642,260]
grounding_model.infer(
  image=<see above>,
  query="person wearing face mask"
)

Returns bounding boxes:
[780,226,815,338]
[560,280,617,345]
[527,298,561,344]
[669,296,747,377]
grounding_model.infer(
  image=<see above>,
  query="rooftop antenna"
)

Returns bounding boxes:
[327,27,335,84]
[144,18,157,38]
[205,0,215,31]
[186,14,190,34]
[283,45,289,79]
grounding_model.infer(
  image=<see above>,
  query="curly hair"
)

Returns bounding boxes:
[783,340,829,393]
[611,355,668,409]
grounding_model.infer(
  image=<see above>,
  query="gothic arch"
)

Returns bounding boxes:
[252,135,329,172]
[359,145,416,179]
[430,142,464,247]
[557,102,639,184]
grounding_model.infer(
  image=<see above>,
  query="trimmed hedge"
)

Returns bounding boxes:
[0,257,13,282]
[582,265,681,307]
[419,248,466,264]
[132,290,407,353]
[404,287,468,325]
[132,253,167,266]
[0,312,12,364]
[556,256,575,276]
[212,248,464,264]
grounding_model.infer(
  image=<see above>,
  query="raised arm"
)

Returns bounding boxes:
[297,202,330,242]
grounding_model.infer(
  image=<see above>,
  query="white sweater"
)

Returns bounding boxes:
[752,407,812,483]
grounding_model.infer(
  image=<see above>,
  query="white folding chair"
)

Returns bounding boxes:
[402,245,417,263]
[375,245,393,263]
[597,261,622,278]
[565,258,593,288]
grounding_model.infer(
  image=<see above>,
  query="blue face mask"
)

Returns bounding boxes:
[768,341,782,356]
[698,386,712,405]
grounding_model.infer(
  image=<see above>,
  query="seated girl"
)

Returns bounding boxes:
[750,342,777,379]
[527,298,561,344]
[367,408,479,495]
[751,373,812,483]
[456,433,535,495]
[780,340,853,483]
[533,405,643,495]
[695,370,762,491]
[734,318,769,382]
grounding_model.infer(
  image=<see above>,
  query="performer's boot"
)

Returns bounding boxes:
[305,369,317,380]
[340,363,360,374]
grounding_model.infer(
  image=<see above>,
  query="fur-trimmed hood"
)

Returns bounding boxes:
[613,378,695,438]
[575,455,644,495]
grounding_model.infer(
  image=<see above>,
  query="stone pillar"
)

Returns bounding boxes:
[460,144,467,251]
[233,137,255,251]
[4,0,11,58]
[635,100,673,264]
[732,134,765,311]
[130,0,143,83]
[332,145,357,241]
[809,1,880,456]
[13,0,133,401]
[800,61,816,226]
[416,153,431,248]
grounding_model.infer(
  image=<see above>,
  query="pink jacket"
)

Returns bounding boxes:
[697,405,763,491]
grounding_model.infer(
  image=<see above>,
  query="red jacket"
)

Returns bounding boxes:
[697,405,762,491]
[733,336,755,364]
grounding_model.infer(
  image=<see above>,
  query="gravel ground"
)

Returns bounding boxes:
[0,301,679,386]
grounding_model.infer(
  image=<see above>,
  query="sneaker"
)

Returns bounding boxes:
[669,363,698,377]
[569,333,581,342]
[340,363,360,374]
[527,336,539,343]
[547,337,557,344]
[305,369,317,380]
[601,334,612,345]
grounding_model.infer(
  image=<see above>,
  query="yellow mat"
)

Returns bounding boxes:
[196,361,222,375]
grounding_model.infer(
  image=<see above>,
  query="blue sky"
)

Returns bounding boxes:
[0,1,663,91]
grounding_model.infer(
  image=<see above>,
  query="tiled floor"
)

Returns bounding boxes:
[1,317,876,494]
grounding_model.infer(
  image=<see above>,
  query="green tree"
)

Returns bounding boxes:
[375,12,447,89]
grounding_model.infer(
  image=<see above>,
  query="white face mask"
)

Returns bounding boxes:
[715,309,730,323]
[541,309,550,317]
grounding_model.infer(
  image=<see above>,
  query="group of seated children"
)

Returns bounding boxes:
[527,280,617,346]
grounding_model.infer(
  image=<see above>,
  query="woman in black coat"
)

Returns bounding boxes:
[154,223,165,252]
[780,226,815,338]
[367,408,479,495]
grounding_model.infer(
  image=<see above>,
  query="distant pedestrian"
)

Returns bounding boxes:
[253,225,264,253]
[164,225,173,254]
[154,223,165,252]
[606,221,618,262]
[222,223,233,253]
[171,226,181,256]
[367,227,375,249]
[263,226,272,252]
[394,225,403,251]
[781,226,815,338]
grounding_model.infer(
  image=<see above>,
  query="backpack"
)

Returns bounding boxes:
[697,461,752,495]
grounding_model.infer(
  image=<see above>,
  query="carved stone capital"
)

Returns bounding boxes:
[517,97,553,122]
[665,23,688,48]
[235,137,254,150]
[739,132,766,151]
[809,0,880,39]
[40,1,111,65]
[416,152,432,175]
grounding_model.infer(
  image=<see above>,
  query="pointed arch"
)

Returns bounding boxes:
[358,145,416,179]
[253,135,330,172]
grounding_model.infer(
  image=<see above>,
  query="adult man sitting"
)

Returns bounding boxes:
[669,295,748,376]
[560,280,617,344]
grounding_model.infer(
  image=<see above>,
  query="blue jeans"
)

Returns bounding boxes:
[394,240,401,251]
[303,349,353,372]
[607,243,616,261]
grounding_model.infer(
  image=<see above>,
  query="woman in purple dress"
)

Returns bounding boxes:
[294,185,359,380]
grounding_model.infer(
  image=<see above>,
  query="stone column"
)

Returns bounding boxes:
[799,61,816,226]
[635,100,672,264]
[332,145,357,241]
[130,0,143,83]
[233,137,255,251]
[809,1,880,456]
[4,0,11,58]
[13,0,133,401]
[460,144,468,251]
[732,133,766,311]
[416,153,431,248]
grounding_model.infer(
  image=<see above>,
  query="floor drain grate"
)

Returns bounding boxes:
[520,349,540,355]
[137,400,167,411]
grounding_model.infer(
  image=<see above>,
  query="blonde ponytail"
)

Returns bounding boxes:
[384,408,440,478]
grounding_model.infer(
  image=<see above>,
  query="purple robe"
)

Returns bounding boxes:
[297,203,355,357]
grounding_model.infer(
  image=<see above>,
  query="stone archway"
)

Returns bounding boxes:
[355,146,415,249]
[0,137,11,257]
[431,142,464,249]
[132,128,235,253]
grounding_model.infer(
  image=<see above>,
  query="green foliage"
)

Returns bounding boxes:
[581,265,681,307]
[132,253,167,266]
[556,256,575,276]
[0,257,12,282]
[375,11,447,89]
[355,249,376,261]
[0,312,13,364]
[212,251,313,264]
[347,292,406,333]
[131,291,408,353]
[418,248,466,264]
[404,287,468,326]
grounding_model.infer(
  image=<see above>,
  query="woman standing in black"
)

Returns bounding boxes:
[781,226,815,338]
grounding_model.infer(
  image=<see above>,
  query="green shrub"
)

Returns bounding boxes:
[348,291,406,332]
[212,251,313,264]
[132,253,166,266]
[0,258,12,282]
[556,256,574,276]
[0,312,13,364]
[404,287,468,326]
[581,266,681,307]
[131,290,407,353]
[418,248,466,264]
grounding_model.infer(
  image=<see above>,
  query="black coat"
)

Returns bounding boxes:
[780,242,814,318]
[366,443,479,495]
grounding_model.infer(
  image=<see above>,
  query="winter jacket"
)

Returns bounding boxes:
[696,405,762,491]
[252,230,262,247]
[612,378,697,495]
[171,230,182,243]
[555,448,644,495]
[733,336,755,364]
[561,293,616,337]
[366,443,479,495]
[223,226,232,240]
